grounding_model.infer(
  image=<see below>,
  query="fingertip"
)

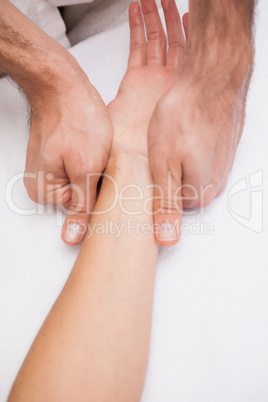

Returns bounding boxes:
[61,218,88,246]
[154,219,181,247]
[128,1,147,68]
[156,236,180,248]
[130,1,140,13]
[129,1,142,29]
[161,0,175,11]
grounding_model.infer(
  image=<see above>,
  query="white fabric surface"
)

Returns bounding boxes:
[62,0,134,45]
[0,1,268,401]
[49,0,93,6]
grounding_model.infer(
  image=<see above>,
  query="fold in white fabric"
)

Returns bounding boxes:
[49,0,93,5]
[61,0,134,45]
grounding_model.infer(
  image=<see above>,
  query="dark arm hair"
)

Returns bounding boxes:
[185,0,256,86]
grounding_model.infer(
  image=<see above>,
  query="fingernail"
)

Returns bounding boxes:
[62,222,87,244]
[158,223,178,242]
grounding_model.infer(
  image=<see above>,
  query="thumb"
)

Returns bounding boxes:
[61,174,99,246]
[151,163,183,247]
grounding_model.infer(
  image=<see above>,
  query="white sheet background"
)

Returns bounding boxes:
[0,1,268,401]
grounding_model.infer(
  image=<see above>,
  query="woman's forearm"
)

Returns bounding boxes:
[8,154,158,402]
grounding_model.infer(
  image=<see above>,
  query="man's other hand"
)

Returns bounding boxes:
[24,67,112,245]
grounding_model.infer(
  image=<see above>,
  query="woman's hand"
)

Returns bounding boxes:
[107,0,187,163]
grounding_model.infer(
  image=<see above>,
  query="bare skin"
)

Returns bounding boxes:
[8,1,186,401]
[0,0,112,246]
[148,0,255,246]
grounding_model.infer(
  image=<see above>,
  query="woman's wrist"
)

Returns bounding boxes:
[94,152,155,228]
[105,153,152,187]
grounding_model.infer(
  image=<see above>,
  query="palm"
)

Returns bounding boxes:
[108,65,180,156]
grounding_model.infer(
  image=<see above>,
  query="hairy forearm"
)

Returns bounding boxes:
[8,154,158,402]
[189,0,255,42]
[0,0,84,104]
[186,0,255,81]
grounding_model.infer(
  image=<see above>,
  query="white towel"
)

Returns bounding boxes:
[62,0,135,45]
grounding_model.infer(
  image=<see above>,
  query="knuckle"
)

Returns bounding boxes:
[147,30,166,43]
[149,140,169,166]
[71,156,103,182]
[157,92,177,116]
[24,180,39,204]
[70,164,88,182]
[154,198,181,216]
[217,181,228,197]
[130,41,146,51]
[39,146,56,169]
[89,152,106,172]
[68,201,87,215]
[24,172,50,205]
[181,187,199,209]
[198,184,217,208]
[204,193,215,207]
[170,41,185,50]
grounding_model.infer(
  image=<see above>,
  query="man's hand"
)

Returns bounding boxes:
[0,0,112,245]
[25,70,112,246]
[148,0,255,246]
